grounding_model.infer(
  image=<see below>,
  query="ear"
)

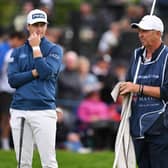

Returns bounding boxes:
[159,31,162,36]
[157,31,162,37]
[155,30,160,35]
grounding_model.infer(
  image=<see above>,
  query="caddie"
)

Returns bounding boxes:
[119,15,168,168]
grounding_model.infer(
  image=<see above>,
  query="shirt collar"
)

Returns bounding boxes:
[151,43,164,61]
[140,43,164,62]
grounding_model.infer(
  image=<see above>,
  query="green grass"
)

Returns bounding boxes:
[0,149,114,168]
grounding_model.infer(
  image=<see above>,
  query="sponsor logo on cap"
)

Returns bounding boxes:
[32,13,45,19]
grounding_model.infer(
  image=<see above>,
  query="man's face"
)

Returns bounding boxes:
[9,37,25,48]
[27,22,47,38]
[138,29,161,47]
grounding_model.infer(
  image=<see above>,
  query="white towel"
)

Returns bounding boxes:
[111,82,136,168]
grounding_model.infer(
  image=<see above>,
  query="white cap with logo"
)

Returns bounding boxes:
[27,9,48,25]
[131,15,164,33]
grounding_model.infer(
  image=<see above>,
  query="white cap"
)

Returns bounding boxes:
[131,15,164,33]
[27,9,48,25]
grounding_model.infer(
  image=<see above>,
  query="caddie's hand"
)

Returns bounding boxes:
[119,82,139,95]
[28,32,41,47]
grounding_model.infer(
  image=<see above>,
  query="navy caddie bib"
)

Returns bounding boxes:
[130,46,168,138]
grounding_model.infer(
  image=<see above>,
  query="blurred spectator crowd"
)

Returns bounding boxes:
[1,0,168,152]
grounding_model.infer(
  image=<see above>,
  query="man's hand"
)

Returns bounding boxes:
[32,69,39,78]
[28,32,41,47]
[119,82,139,95]
[29,32,42,58]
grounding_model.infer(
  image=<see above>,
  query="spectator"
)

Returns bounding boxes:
[46,27,63,44]
[157,0,168,19]
[0,31,26,150]
[64,132,91,154]
[13,1,34,31]
[39,2,55,26]
[56,107,69,149]
[78,56,101,96]
[157,0,168,33]
[97,22,121,57]
[91,55,116,104]
[69,2,98,59]
[57,51,82,131]
[77,85,110,149]
[40,0,54,11]
[125,4,147,23]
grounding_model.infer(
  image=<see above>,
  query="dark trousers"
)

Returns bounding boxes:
[133,128,168,168]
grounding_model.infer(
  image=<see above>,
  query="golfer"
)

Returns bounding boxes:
[8,9,63,168]
[119,15,168,168]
